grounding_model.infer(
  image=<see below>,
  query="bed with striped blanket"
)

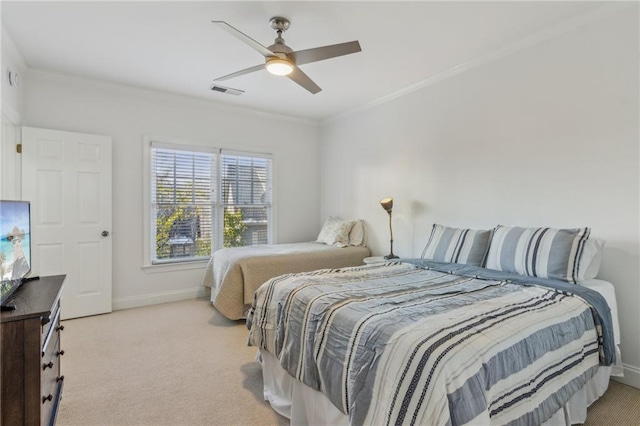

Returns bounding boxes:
[247,260,615,426]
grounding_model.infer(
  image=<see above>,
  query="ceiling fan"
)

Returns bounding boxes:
[212,17,362,94]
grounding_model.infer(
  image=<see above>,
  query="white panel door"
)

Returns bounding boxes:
[22,127,112,319]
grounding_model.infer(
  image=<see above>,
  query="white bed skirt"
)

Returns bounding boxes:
[260,350,613,426]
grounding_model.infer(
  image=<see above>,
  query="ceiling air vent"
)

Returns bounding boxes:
[210,84,244,96]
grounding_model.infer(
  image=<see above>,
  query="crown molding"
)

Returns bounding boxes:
[25,68,319,127]
[324,2,634,125]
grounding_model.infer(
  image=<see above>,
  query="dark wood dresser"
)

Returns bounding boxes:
[1,275,66,426]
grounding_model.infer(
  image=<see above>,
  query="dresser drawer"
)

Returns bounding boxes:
[42,305,61,357]
[41,351,60,406]
[41,303,59,343]
[41,375,63,426]
[42,332,61,378]
[41,331,63,426]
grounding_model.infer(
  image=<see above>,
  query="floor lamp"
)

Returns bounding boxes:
[380,197,398,259]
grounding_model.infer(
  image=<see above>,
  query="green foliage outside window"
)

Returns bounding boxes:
[155,205,210,259]
[223,209,247,248]
[155,205,247,259]
[155,206,185,259]
[194,233,211,256]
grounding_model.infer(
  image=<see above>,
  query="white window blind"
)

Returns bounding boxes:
[149,142,272,264]
[220,152,273,248]
[151,144,216,263]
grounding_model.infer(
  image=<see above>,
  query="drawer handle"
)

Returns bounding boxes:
[42,316,51,326]
[43,361,54,370]
[57,325,65,332]
[56,350,65,356]
[57,375,65,383]
[42,394,53,403]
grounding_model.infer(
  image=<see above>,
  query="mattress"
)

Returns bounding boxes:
[202,242,370,320]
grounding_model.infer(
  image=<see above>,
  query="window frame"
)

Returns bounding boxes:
[142,136,276,271]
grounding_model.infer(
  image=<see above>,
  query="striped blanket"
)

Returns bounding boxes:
[247,261,614,426]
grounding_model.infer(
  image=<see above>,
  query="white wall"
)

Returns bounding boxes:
[1,28,25,122]
[320,9,640,387]
[1,28,27,199]
[21,71,321,308]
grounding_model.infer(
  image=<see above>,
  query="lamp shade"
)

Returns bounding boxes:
[380,197,393,212]
[266,58,294,76]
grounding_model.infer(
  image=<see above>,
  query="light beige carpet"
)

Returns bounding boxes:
[57,298,640,426]
[584,379,640,425]
[58,298,287,426]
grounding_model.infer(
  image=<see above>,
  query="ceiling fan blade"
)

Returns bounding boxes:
[290,41,361,66]
[212,21,274,58]
[287,66,322,94]
[214,64,265,81]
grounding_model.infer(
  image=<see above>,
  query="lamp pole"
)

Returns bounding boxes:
[385,209,398,259]
[379,197,399,260]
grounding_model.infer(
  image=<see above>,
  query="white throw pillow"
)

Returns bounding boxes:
[578,238,605,281]
[316,217,356,248]
[349,220,366,246]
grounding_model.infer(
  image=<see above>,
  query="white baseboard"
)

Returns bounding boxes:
[112,287,208,311]
[612,363,640,389]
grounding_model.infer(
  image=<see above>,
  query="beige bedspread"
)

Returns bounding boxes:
[202,242,370,320]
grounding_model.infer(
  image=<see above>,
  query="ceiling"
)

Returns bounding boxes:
[2,1,603,121]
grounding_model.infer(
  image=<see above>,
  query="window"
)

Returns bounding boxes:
[221,153,272,248]
[150,142,272,264]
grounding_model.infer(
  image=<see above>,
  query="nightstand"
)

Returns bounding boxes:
[363,256,388,265]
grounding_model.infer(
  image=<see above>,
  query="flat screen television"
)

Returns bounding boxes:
[1,200,32,308]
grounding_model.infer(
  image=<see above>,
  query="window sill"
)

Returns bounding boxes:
[142,259,209,274]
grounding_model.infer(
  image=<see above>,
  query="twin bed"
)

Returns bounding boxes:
[241,224,621,425]
[202,218,370,320]
[202,242,370,319]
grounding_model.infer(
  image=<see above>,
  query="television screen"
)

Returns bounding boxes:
[1,200,31,304]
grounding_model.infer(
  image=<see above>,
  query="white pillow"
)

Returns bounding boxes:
[578,238,605,281]
[316,217,356,248]
[349,220,366,246]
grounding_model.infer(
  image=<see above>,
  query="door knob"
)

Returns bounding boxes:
[102,231,110,237]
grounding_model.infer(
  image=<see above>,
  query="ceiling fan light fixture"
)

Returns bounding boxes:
[266,58,293,76]
[212,18,360,93]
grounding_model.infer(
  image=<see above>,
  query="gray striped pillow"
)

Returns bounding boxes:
[421,224,493,266]
[485,225,591,283]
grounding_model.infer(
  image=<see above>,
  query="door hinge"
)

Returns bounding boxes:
[16,143,22,154]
